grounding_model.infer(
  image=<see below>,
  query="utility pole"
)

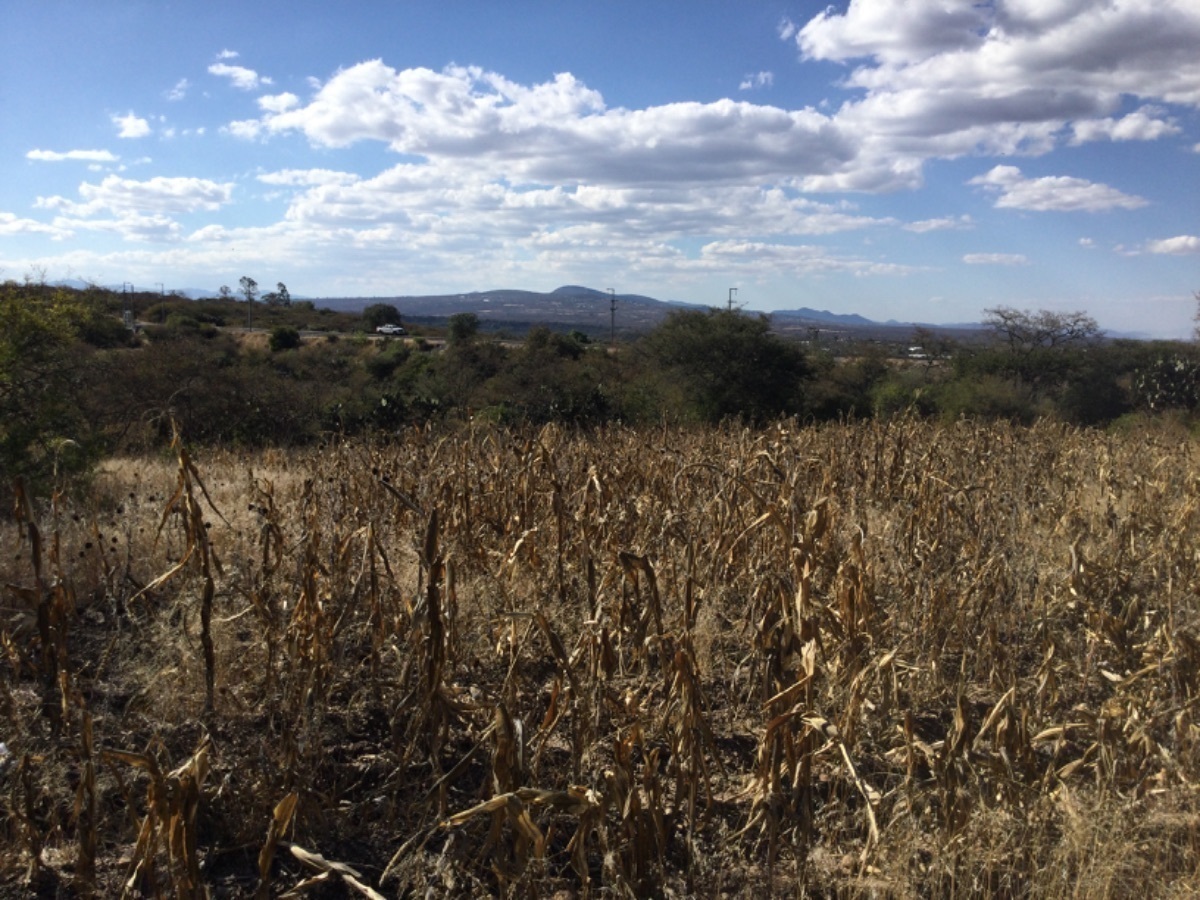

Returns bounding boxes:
[608,288,617,349]
[727,287,738,311]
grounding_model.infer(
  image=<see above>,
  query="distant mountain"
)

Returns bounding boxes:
[318,285,706,332]
[49,279,220,300]
[770,307,889,327]
[45,278,1003,337]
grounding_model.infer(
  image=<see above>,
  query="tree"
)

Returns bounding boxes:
[982,306,1099,353]
[264,282,292,307]
[0,283,99,490]
[642,309,809,423]
[239,276,259,304]
[218,285,233,300]
[447,312,480,346]
[362,303,403,331]
[947,306,1103,419]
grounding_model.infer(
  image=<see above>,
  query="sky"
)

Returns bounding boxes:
[2,1,1198,337]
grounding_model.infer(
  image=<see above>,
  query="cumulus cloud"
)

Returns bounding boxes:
[236,62,853,191]
[166,78,190,101]
[969,165,1148,212]
[963,252,1030,265]
[0,211,69,238]
[209,62,273,91]
[258,93,299,113]
[112,112,151,139]
[226,1,1200,203]
[782,0,1200,183]
[1146,235,1200,255]
[798,0,990,65]
[1071,106,1180,144]
[26,149,118,163]
[50,213,183,243]
[36,175,234,217]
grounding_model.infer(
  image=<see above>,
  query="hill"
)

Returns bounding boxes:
[314,284,947,338]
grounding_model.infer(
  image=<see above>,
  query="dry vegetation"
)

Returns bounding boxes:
[3,417,1200,897]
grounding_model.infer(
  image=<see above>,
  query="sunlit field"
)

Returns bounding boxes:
[3,417,1200,897]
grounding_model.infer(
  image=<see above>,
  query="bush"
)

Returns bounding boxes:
[0,284,102,491]
[269,326,302,352]
[934,375,1039,423]
[641,309,809,424]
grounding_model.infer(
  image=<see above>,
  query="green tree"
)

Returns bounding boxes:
[943,306,1106,421]
[239,276,259,303]
[447,312,480,346]
[0,283,99,490]
[477,326,610,423]
[362,303,403,330]
[641,309,809,423]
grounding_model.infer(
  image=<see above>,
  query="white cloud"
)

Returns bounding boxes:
[963,252,1030,266]
[739,71,774,91]
[238,62,853,191]
[969,165,1148,212]
[798,0,990,65]
[216,49,239,60]
[50,213,183,243]
[112,112,151,139]
[1146,235,1200,255]
[904,214,973,233]
[166,78,190,101]
[780,0,1200,186]
[701,240,921,277]
[258,92,299,113]
[0,211,69,238]
[223,119,263,140]
[26,149,118,163]
[1071,106,1180,144]
[225,1,1200,203]
[36,175,234,218]
[209,62,273,91]
[1079,237,1095,248]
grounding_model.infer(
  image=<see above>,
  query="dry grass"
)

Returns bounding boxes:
[2,417,1200,897]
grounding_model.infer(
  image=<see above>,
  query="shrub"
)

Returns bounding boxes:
[269,326,302,352]
[641,309,809,424]
[0,283,102,491]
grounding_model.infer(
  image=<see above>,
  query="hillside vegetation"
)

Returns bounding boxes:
[2,280,1199,492]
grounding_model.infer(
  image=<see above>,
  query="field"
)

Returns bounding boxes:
[2,417,1200,897]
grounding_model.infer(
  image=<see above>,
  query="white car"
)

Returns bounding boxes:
[375,324,407,335]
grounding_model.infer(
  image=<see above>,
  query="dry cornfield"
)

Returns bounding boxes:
[2,417,1200,897]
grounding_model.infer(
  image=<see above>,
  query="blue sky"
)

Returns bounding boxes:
[2,1,1198,337]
